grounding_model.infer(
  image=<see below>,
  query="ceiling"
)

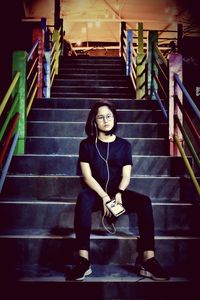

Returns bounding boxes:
[22,0,199,45]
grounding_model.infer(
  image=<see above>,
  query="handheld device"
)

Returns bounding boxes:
[105,199,125,217]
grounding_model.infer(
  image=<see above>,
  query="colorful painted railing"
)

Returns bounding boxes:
[121,22,146,99]
[148,33,200,198]
[173,74,200,197]
[124,22,200,197]
[0,73,21,192]
[43,27,62,98]
[0,20,62,192]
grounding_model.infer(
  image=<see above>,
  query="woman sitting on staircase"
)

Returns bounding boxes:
[66,100,169,281]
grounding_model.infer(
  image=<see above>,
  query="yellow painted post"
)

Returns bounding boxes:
[136,23,146,99]
[52,29,60,75]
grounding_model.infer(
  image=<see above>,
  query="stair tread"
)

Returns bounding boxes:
[0,228,199,239]
[16,264,192,283]
[5,174,187,178]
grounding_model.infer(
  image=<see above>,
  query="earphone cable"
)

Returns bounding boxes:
[95,138,116,234]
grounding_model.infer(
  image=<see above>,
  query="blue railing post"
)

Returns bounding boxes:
[126,30,133,76]
[43,51,51,98]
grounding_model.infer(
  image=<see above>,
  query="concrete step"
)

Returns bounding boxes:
[1,264,198,300]
[54,74,129,80]
[0,175,196,202]
[28,108,166,123]
[9,155,188,176]
[26,122,168,138]
[58,68,126,75]
[53,78,130,87]
[32,98,165,110]
[26,137,169,155]
[59,63,124,69]
[0,229,199,274]
[51,86,131,94]
[0,201,199,235]
[50,92,133,98]
[59,57,124,65]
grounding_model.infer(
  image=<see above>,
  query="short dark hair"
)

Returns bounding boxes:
[85,100,118,139]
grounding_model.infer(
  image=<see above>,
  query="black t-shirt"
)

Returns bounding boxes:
[79,136,133,194]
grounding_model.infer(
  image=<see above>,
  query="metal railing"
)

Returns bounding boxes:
[43,27,62,98]
[0,73,20,192]
[173,74,200,197]
[148,32,200,198]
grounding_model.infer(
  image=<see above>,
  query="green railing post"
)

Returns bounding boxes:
[147,30,158,99]
[12,51,27,154]
[136,22,146,99]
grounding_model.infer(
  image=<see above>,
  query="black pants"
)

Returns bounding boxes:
[74,188,155,252]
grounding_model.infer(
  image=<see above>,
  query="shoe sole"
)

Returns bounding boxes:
[139,269,169,281]
[75,267,92,281]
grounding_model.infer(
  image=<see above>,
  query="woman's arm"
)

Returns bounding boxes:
[115,165,132,204]
[80,162,111,216]
[119,165,132,190]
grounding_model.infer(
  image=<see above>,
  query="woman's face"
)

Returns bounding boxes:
[95,105,114,133]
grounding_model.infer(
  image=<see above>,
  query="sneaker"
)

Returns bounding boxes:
[66,256,92,281]
[139,257,170,281]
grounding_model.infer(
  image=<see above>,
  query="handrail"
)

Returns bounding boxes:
[0,26,44,193]
[0,73,20,142]
[175,115,200,169]
[0,72,20,116]
[155,45,168,67]
[43,26,62,97]
[0,133,19,193]
[152,88,168,120]
[174,135,200,197]
[0,113,20,167]
[27,39,39,61]
[148,32,200,198]
[174,73,200,121]
[174,95,200,146]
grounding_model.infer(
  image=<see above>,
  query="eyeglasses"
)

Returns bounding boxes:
[96,114,114,122]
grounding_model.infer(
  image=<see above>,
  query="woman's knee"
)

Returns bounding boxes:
[76,189,97,209]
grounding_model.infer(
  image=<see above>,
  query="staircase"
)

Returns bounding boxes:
[0,56,199,299]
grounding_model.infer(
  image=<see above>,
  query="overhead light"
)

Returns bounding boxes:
[76,40,82,46]
[88,22,93,28]
[95,20,101,27]
[81,27,87,33]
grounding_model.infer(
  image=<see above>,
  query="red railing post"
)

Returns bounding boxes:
[32,28,44,98]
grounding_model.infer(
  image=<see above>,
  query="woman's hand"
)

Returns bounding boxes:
[115,192,122,205]
[102,195,112,217]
